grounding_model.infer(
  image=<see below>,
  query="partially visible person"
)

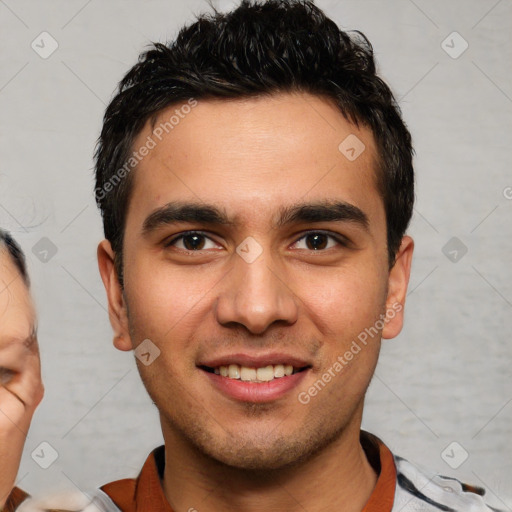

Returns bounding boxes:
[0,230,43,510]
[0,234,116,512]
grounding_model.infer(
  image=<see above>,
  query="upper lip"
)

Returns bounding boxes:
[198,353,311,369]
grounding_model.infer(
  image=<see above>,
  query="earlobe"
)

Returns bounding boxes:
[382,235,414,340]
[113,333,131,352]
[97,240,132,352]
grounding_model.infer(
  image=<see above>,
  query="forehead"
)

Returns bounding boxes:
[128,92,383,229]
[0,249,34,330]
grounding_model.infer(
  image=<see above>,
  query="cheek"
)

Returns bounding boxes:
[297,263,388,338]
[123,225,185,326]
[123,257,214,354]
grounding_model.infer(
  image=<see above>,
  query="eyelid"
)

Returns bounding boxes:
[164,230,222,249]
[165,229,349,251]
[292,230,350,250]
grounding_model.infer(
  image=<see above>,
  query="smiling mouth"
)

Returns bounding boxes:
[200,364,310,383]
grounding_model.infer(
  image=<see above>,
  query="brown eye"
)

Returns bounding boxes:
[180,234,206,250]
[165,231,221,251]
[292,231,346,251]
[305,233,328,250]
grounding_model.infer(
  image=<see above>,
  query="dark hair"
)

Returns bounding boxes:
[0,229,29,286]
[94,0,414,286]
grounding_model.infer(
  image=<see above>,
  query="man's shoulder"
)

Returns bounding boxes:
[392,454,506,512]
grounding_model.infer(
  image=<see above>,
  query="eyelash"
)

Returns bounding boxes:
[164,230,349,252]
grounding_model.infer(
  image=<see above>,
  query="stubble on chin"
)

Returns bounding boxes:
[158,398,358,473]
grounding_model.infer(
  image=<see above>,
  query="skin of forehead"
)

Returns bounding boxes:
[0,249,35,343]
[129,92,383,238]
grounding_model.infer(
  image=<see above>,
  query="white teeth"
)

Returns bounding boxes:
[256,365,274,382]
[213,363,303,382]
[240,367,257,381]
[228,364,240,379]
[274,364,285,378]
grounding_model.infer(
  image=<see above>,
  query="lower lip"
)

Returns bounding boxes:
[201,368,310,403]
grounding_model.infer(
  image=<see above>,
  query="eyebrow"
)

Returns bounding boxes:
[142,199,369,235]
[0,327,37,350]
[25,326,37,349]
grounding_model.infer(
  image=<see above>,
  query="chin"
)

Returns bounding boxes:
[215,444,301,471]
[159,391,357,473]
[188,424,344,473]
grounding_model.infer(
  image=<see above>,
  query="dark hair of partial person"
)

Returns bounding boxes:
[94,0,415,286]
[0,229,29,286]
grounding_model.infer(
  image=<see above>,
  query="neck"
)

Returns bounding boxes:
[161,419,378,512]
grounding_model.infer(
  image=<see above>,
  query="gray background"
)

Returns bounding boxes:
[1,0,511,508]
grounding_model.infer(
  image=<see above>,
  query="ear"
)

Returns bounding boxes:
[97,240,132,351]
[382,235,414,340]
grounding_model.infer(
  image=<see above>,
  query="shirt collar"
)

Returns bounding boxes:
[360,430,397,511]
[102,430,396,512]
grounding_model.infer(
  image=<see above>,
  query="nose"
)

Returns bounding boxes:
[214,244,299,335]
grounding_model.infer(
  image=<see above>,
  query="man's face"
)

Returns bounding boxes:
[100,92,411,470]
